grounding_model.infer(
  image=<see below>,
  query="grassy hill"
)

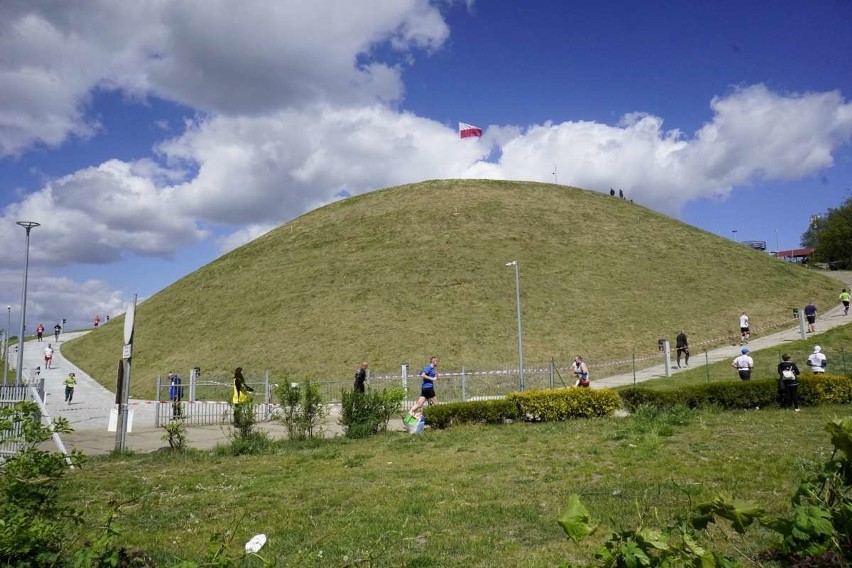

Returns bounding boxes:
[62,179,842,397]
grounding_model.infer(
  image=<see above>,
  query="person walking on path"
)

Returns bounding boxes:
[805,302,818,333]
[841,289,850,316]
[64,372,77,404]
[676,331,689,368]
[43,343,54,369]
[409,356,439,415]
[777,354,800,411]
[36,323,44,342]
[573,355,590,387]
[739,313,750,345]
[353,362,368,393]
[232,367,254,404]
[807,346,827,374]
[53,323,61,342]
[732,347,754,380]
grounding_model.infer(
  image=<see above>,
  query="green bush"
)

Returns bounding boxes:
[424,398,520,429]
[340,387,404,439]
[276,380,327,440]
[620,373,852,411]
[799,373,852,405]
[508,388,622,422]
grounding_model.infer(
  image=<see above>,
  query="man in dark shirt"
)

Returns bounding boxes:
[353,362,368,393]
[804,302,817,333]
[676,330,689,368]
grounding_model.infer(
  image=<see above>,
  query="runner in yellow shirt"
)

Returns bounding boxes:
[841,289,850,316]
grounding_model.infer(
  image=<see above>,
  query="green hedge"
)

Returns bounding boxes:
[619,373,852,411]
[423,388,621,429]
[424,398,519,429]
[508,388,622,421]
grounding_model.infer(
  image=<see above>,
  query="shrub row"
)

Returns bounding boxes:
[619,373,852,411]
[423,388,622,429]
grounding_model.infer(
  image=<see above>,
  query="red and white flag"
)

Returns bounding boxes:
[459,122,483,138]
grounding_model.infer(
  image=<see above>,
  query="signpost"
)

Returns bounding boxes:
[114,294,137,452]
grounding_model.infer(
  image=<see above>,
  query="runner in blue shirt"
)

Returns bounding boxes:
[804,302,817,333]
[408,356,438,416]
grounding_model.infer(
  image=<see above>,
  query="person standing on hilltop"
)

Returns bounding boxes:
[841,289,850,316]
[676,330,689,368]
[739,312,750,345]
[804,302,817,333]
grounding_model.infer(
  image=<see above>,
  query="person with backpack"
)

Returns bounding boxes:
[573,355,590,387]
[353,361,368,393]
[777,354,800,411]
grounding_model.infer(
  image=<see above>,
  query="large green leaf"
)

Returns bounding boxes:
[558,494,599,544]
[825,418,852,458]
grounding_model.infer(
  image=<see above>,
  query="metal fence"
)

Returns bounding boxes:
[154,372,273,427]
[0,378,45,458]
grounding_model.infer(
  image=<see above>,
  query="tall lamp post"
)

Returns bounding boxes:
[15,221,40,386]
[3,305,9,386]
[505,260,525,391]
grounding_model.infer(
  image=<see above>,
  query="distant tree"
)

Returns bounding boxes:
[801,196,852,269]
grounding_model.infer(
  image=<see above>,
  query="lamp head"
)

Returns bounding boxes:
[505,260,517,266]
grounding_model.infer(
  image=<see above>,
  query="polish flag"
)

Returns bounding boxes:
[459,122,483,138]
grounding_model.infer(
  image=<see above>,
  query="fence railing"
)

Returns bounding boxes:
[0,379,45,458]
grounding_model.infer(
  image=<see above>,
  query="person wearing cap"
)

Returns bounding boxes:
[806,346,827,374]
[731,347,754,380]
[63,372,77,404]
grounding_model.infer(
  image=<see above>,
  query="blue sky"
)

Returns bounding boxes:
[1,0,851,331]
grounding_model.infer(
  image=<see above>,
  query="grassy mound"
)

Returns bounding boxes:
[62,179,841,397]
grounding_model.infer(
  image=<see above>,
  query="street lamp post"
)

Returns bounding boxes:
[15,221,40,386]
[505,260,525,391]
[3,305,9,386]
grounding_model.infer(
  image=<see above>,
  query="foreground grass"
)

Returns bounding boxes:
[64,404,848,566]
[62,179,841,398]
[637,320,852,391]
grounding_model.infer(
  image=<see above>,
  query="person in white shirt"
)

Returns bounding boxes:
[807,345,827,374]
[739,313,750,345]
[731,347,754,380]
[43,344,54,369]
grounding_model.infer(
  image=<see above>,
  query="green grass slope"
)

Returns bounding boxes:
[63,179,841,397]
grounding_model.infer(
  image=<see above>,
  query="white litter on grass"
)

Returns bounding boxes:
[246,534,267,554]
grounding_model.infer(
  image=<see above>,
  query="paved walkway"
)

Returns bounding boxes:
[8,271,851,455]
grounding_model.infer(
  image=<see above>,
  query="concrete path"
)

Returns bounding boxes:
[9,271,851,455]
[595,271,852,389]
